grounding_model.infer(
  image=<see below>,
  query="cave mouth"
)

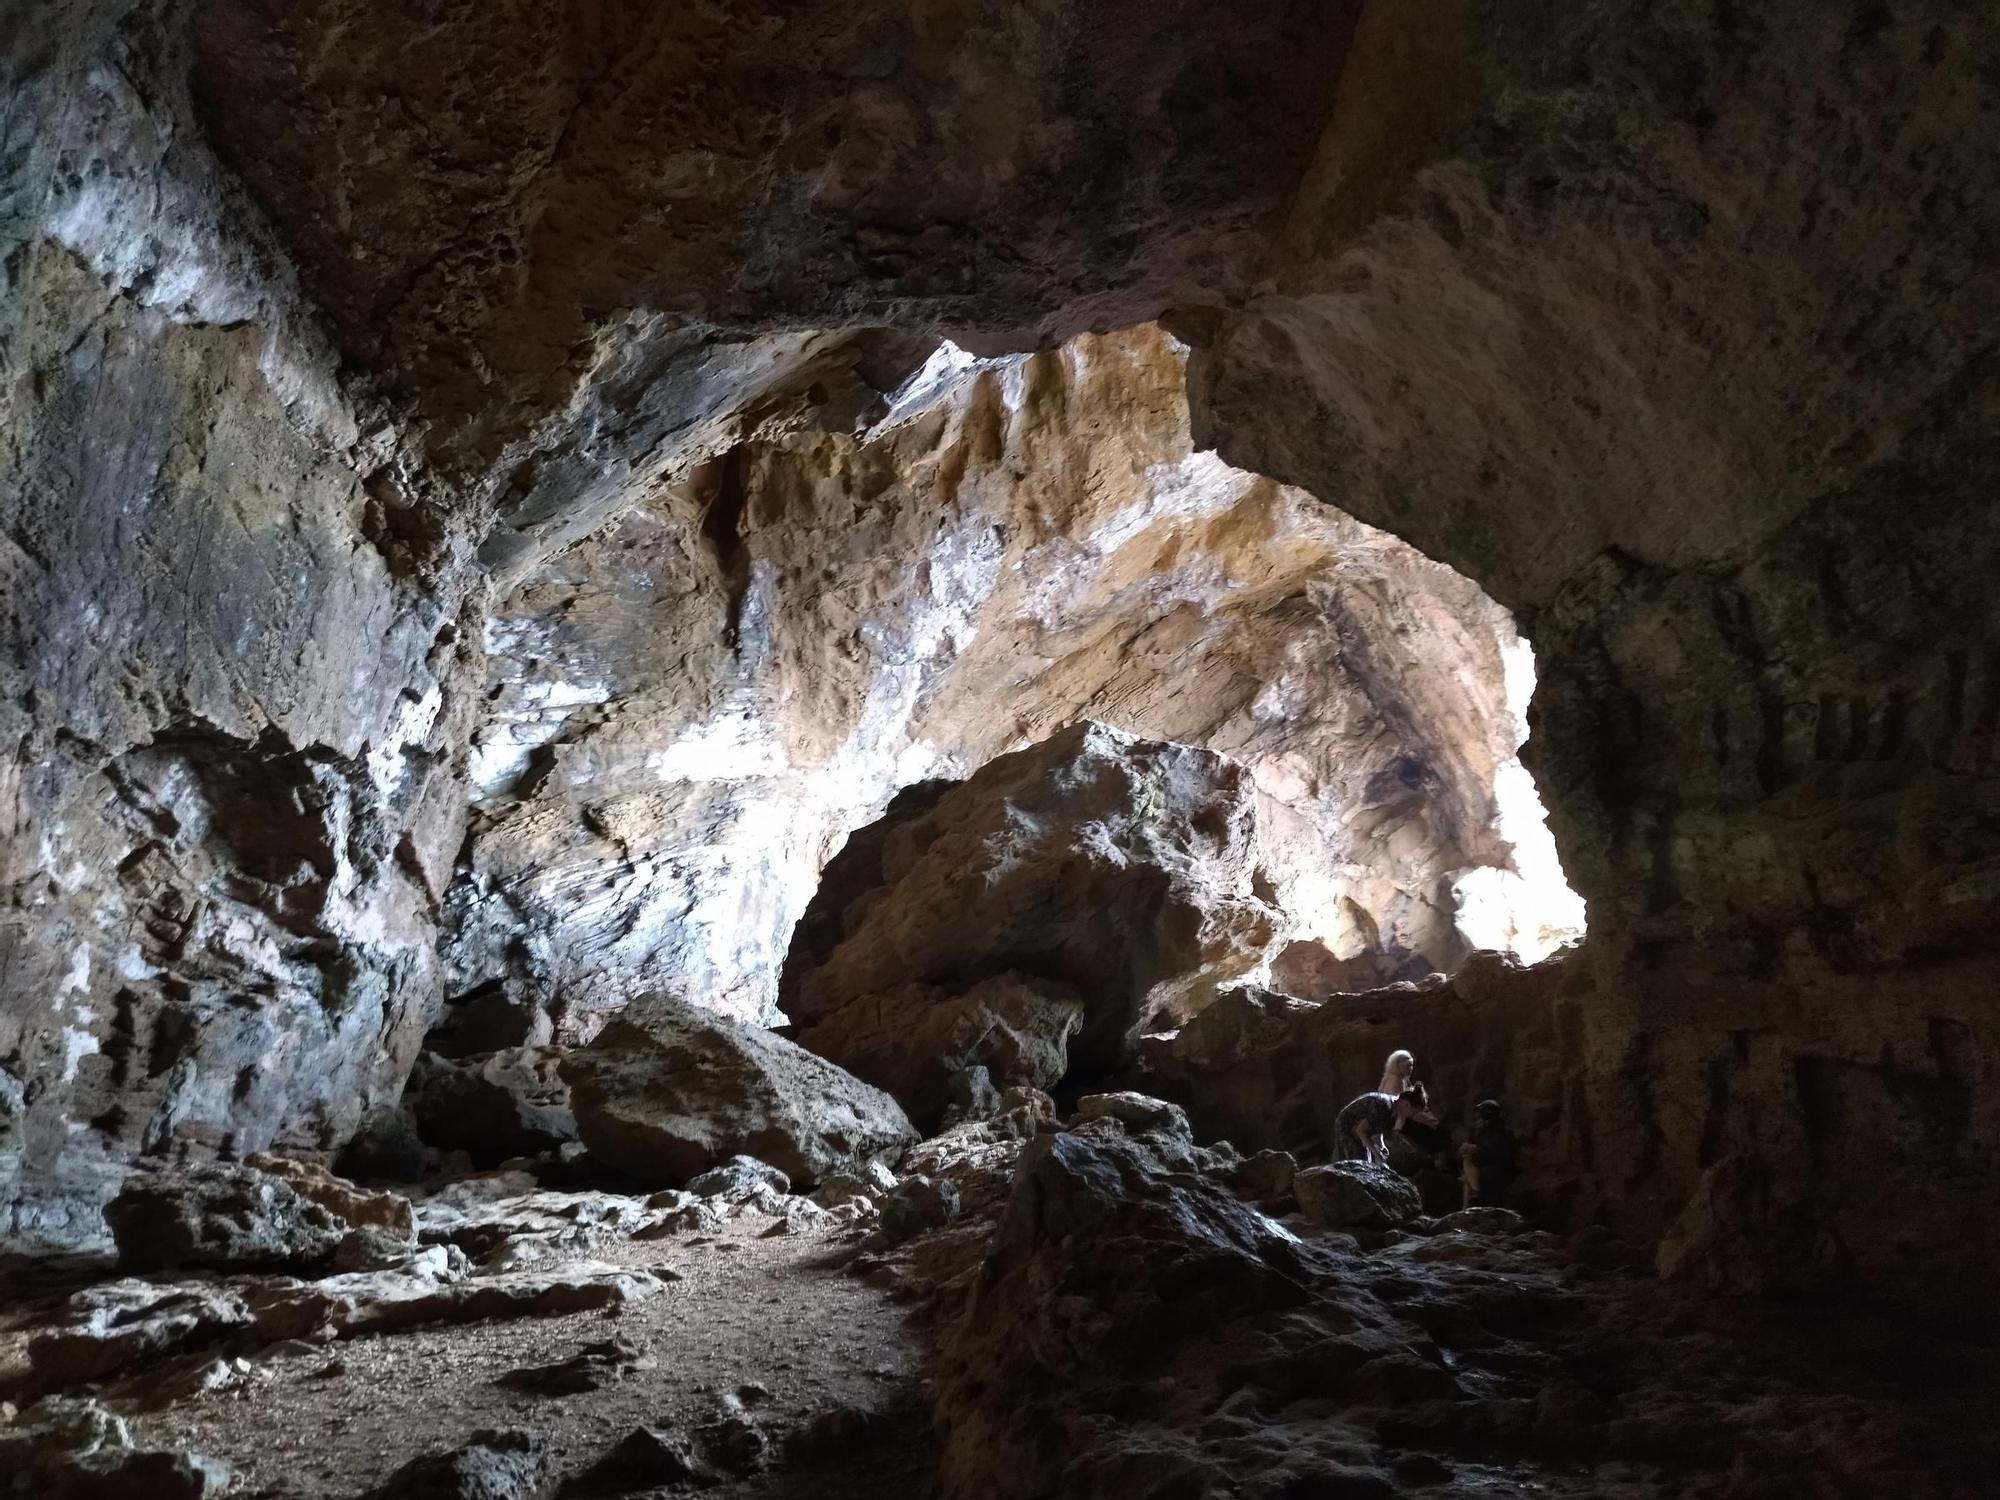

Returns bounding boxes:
[439,326,1585,1060]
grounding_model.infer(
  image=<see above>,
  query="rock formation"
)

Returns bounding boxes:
[559,993,916,1186]
[794,974,1083,1134]
[783,722,1283,1076]
[443,326,1559,1042]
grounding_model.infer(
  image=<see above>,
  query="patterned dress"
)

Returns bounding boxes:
[1333,1091,1398,1160]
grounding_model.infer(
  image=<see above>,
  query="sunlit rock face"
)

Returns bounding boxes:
[442,327,1573,1039]
[0,39,486,1244]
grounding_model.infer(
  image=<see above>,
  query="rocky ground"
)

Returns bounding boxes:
[0,1165,937,1499]
[120,1226,931,1499]
[4,1089,1994,1499]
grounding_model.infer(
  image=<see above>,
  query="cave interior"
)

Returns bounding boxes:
[2,2,1997,1497]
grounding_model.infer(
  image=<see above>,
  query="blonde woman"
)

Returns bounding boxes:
[1378,1049,1415,1095]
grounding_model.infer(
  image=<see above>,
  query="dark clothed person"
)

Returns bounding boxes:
[1459,1100,1519,1207]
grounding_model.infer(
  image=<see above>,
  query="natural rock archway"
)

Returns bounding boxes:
[440,326,1575,1045]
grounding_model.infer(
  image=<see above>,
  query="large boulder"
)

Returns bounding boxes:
[794,973,1084,1132]
[781,723,1280,1071]
[560,994,916,1186]
[934,1127,1420,1500]
[104,1163,352,1274]
[1295,1162,1423,1232]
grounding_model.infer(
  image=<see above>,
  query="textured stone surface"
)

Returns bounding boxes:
[362,1428,551,1500]
[782,722,1284,1071]
[561,993,916,1186]
[443,326,1549,1040]
[1070,1092,1192,1139]
[0,1397,230,1499]
[105,1163,354,1274]
[1295,1162,1423,1232]
[29,1278,256,1385]
[241,1154,416,1238]
[406,1049,578,1167]
[245,1260,672,1344]
[1170,2,2000,1296]
[796,974,1083,1133]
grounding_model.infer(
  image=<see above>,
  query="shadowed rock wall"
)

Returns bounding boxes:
[1179,0,2000,1296]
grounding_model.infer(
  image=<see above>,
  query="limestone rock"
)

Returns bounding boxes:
[796,974,1084,1132]
[1071,1092,1191,1138]
[1,1397,230,1498]
[878,1175,961,1241]
[30,1279,255,1385]
[758,1198,838,1237]
[336,1226,443,1274]
[245,1260,673,1343]
[1296,1163,1423,1233]
[242,1153,416,1238]
[413,1188,658,1267]
[936,1128,1400,1499]
[105,1164,351,1274]
[783,723,1283,1070]
[574,1426,716,1493]
[364,1428,551,1500]
[685,1156,791,1203]
[810,1162,898,1214]
[560,994,916,1186]
[633,1201,723,1240]
[406,1049,578,1167]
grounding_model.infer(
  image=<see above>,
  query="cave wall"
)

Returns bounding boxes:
[0,25,484,1240]
[444,327,1545,1036]
[1,0,1365,1237]
[1181,0,2000,1295]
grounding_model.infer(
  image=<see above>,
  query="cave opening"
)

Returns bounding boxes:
[439,328,1586,1065]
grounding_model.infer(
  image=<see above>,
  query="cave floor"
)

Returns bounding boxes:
[2,1218,940,1499]
[5,1175,1997,1498]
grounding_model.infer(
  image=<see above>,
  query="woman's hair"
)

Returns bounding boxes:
[1384,1049,1414,1075]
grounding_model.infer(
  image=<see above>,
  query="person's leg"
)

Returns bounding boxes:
[1458,1144,1481,1208]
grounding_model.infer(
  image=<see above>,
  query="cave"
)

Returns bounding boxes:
[2,3,1997,1497]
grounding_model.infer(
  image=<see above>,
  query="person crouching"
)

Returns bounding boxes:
[1334,1084,1439,1169]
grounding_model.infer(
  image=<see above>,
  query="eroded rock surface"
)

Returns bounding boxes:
[796,975,1083,1133]
[105,1164,355,1275]
[932,1125,1998,1500]
[783,722,1282,1072]
[560,993,916,1186]
[444,326,1550,1043]
[0,1397,230,1499]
